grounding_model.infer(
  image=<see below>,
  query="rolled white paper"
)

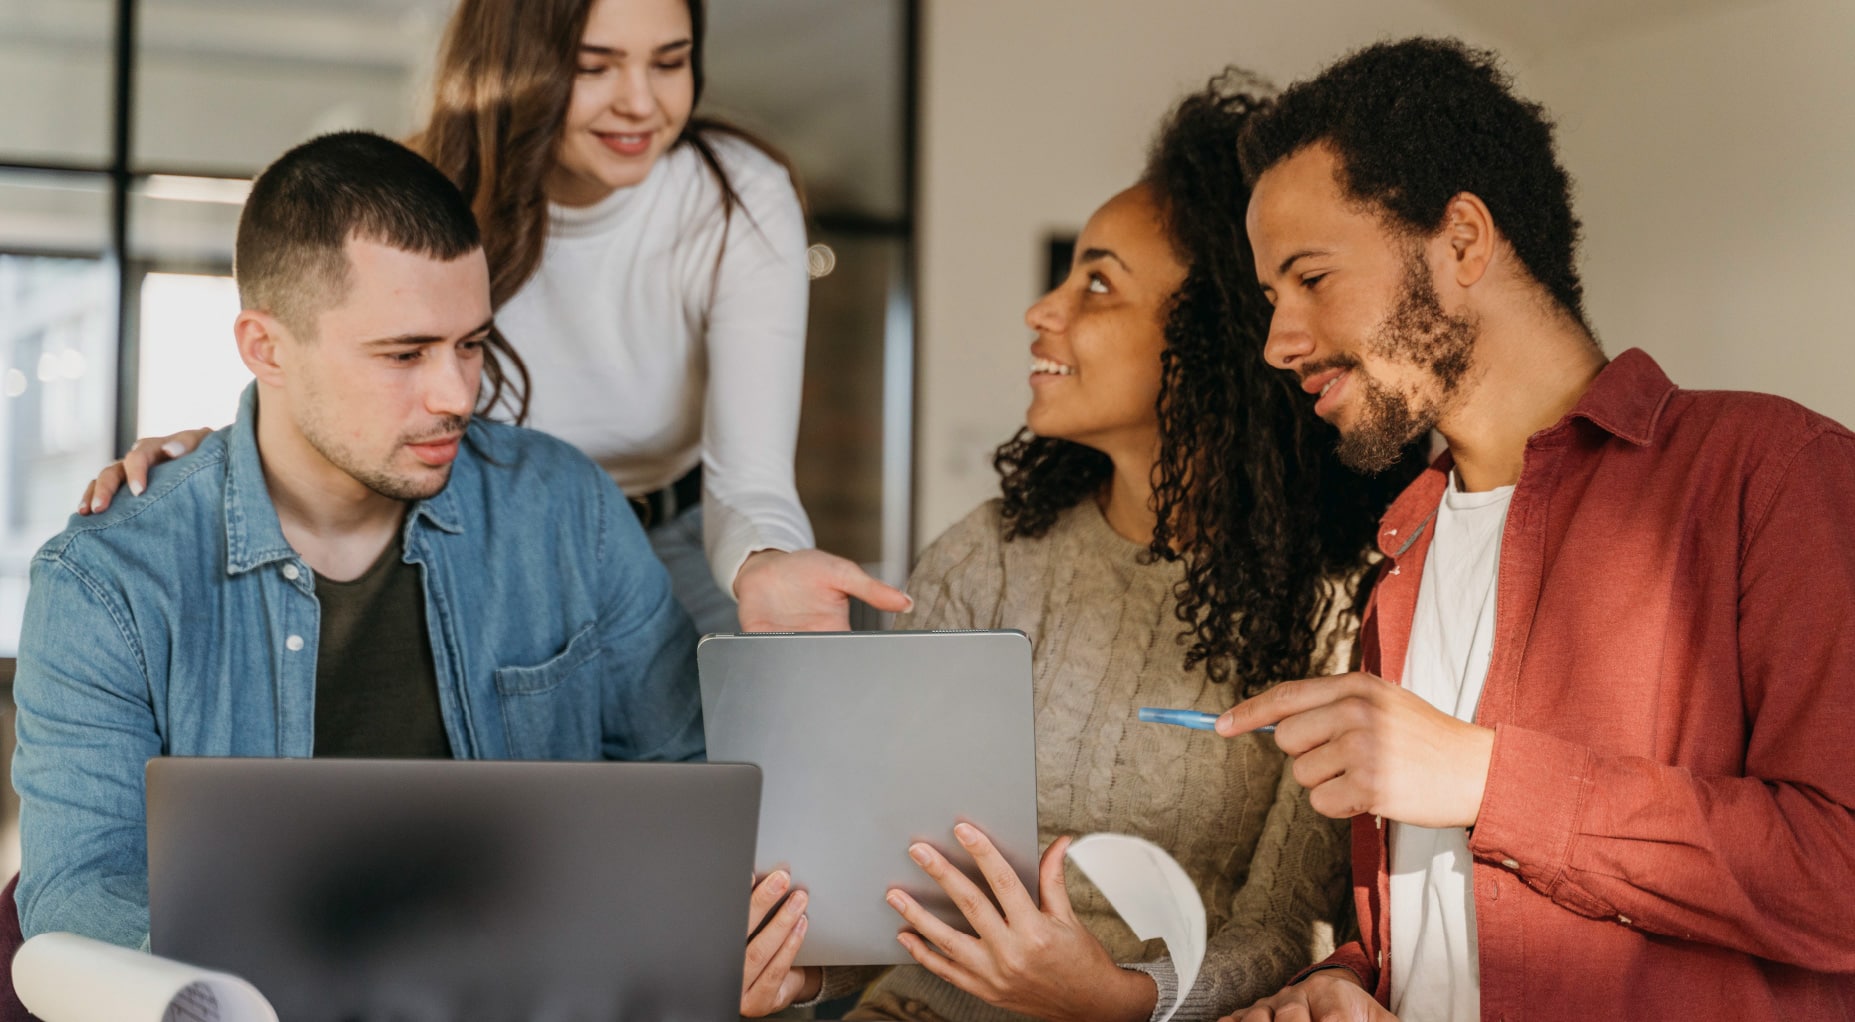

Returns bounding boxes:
[14,932,277,1022]
[1066,834,1208,1022]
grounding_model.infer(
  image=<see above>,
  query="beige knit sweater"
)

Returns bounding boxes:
[821,500,1352,1022]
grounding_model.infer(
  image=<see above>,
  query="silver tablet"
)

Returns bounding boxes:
[698,630,1039,966]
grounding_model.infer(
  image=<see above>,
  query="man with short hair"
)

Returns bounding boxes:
[1216,38,1855,1020]
[11,131,704,948]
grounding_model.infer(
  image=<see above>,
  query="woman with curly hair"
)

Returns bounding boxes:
[808,74,1423,1021]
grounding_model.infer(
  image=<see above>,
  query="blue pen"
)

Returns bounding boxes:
[1137,707,1275,734]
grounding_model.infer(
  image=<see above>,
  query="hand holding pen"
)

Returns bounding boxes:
[1206,672,1495,828]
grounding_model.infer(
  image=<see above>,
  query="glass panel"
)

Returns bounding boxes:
[137,272,246,438]
[0,171,111,255]
[129,175,246,265]
[0,172,116,657]
[706,0,908,220]
[128,178,248,437]
[0,0,114,165]
[133,0,452,175]
[0,178,117,657]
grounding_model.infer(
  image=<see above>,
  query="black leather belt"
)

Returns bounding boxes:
[629,465,702,528]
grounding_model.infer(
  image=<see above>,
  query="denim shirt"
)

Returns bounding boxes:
[11,386,705,948]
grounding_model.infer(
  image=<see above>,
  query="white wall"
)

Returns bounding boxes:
[1519,0,1855,426]
[912,0,1511,547]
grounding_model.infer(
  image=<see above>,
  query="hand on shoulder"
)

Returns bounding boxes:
[78,427,214,515]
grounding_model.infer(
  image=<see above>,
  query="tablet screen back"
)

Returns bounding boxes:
[698,630,1038,966]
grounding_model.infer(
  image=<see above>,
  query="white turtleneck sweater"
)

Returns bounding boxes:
[496,132,815,591]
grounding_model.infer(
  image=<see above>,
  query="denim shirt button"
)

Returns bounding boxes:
[281,563,300,581]
[285,634,305,652]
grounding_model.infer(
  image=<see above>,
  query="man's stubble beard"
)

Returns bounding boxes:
[1333,254,1479,474]
[295,391,468,502]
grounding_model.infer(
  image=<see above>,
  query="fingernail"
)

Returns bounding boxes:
[787,890,807,914]
[902,593,915,611]
[769,870,789,894]
[908,843,932,866]
[796,915,808,934]
[886,892,906,911]
[954,823,978,845]
[129,481,144,497]
[90,498,105,513]
[161,441,185,457]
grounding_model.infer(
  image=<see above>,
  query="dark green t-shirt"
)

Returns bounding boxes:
[312,539,452,758]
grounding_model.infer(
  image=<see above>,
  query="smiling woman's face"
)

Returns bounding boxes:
[546,0,696,208]
[1023,185,1188,459]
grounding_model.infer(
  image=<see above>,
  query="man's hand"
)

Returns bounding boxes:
[740,869,822,1017]
[734,548,912,632]
[79,428,213,514]
[885,825,1157,1022]
[1220,970,1397,1021]
[1216,672,1495,828]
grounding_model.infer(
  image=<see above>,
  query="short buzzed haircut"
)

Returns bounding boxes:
[235,130,482,335]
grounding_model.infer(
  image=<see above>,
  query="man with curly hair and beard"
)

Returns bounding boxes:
[793,75,1422,1021]
[1216,37,1855,1022]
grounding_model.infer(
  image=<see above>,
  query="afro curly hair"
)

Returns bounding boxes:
[1238,37,1589,330]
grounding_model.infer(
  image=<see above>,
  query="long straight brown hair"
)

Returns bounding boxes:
[414,0,796,309]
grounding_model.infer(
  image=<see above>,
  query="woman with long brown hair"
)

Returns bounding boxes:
[82,0,909,642]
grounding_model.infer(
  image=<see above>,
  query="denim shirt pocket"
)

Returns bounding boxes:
[492,622,604,760]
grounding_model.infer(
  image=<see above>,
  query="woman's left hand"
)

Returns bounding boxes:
[740,869,822,1016]
[734,548,912,632]
[886,825,1158,1022]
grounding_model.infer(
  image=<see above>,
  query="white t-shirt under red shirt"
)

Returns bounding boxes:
[1389,470,1514,1022]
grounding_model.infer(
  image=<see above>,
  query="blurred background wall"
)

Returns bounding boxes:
[1519,0,1855,452]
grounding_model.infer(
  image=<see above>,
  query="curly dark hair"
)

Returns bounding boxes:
[996,71,1425,696]
[1237,37,1588,330]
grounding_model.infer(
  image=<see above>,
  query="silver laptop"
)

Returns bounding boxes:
[146,758,760,1022]
[698,630,1038,966]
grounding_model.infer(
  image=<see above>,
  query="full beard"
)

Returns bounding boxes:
[1334,254,1479,473]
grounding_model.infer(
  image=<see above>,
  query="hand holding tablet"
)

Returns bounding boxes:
[698,630,1040,967]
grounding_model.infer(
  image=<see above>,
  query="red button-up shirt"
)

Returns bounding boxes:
[1312,349,1855,1019]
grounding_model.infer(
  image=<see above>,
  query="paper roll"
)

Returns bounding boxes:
[1066,834,1208,1022]
[14,932,277,1022]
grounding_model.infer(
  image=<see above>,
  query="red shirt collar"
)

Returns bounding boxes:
[1374,347,1678,557]
[1552,347,1676,448]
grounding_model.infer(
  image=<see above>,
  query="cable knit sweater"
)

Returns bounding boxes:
[822,499,1353,1021]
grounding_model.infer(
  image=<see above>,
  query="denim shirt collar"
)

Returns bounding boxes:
[221,384,467,576]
